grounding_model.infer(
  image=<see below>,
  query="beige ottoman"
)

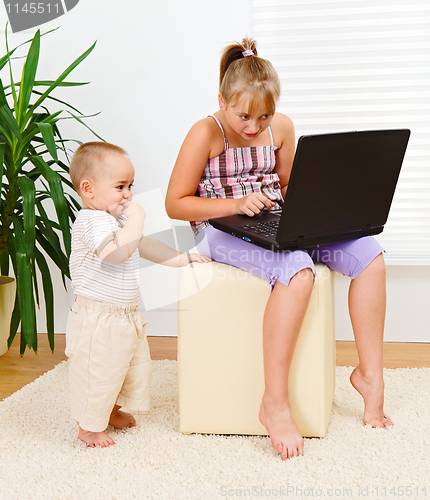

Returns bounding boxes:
[177,261,335,438]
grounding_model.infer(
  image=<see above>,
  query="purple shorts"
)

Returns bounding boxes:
[195,225,384,288]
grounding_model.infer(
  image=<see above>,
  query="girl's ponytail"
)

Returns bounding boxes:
[219,38,258,87]
[219,37,280,114]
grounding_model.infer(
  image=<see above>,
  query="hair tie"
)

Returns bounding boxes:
[242,49,254,57]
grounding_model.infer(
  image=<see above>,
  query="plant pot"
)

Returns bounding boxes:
[0,277,16,356]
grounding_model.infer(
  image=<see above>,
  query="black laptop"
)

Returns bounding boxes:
[209,129,410,251]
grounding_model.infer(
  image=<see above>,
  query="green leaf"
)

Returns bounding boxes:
[31,155,71,255]
[32,89,89,116]
[26,41,96,122]
[6,81,90,90]
[31,254,40,311]
[36,201,64,251]
[65,111,105,141]
[58,174,74,190]
[0,105,21,143]
[0,79,22,142]
[35,229,69,278]
[17,176,36,257]
[4,27,18,111]
[0,24,58,72]
[8,297,20,349]
[0,47,18,72]
[11,215,36,350]
[32,80,90,87]
[20,327,27,355]
[0,141,4,183]
[41,110,62,123]
[34,247,54,351]
[37,123,58,162]
[17,122,38,160]
[51,123,71,162]
[17,30,40,127]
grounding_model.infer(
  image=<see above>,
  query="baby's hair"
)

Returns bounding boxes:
[219,37,280,115]
[69,141,128,192]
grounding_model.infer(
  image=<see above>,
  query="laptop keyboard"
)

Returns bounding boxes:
[240,220,280,237]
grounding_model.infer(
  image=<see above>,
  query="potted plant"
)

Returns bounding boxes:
[0,26,101,355]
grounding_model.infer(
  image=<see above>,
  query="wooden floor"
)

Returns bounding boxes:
[1,335,429,401]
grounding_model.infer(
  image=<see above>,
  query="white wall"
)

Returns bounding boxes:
[336,264,430,342]
[2,1,428,342]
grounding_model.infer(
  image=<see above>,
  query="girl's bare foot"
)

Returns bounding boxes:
[78,427,115,448]
[109,408,136,429]
[259,397,304,460]
[350,366,393,428]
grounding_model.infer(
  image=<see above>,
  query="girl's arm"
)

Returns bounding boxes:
[138,237,211,267]
[165,118,273,221]
[271,113,296,199]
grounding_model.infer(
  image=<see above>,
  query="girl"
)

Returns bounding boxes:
[165,38,392,460]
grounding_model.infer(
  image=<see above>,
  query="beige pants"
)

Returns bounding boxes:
[66,295,152,432]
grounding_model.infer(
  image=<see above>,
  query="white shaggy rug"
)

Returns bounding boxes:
[0,361,429,500]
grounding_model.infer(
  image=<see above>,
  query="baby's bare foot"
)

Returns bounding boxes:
[78,427,115,448]
[350,366,393,428]
[109,409,136,429]
[259,397,304,460]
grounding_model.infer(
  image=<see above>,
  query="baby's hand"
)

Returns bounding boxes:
[178,252,212,267]
[236,193,274,217]
[108,201,146,221]
[122,201,146,221]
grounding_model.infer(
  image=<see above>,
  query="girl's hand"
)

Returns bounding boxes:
[178,253,212,267]
[236,193,274,217]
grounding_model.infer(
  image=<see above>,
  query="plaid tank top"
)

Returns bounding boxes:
[191,115,284,234]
